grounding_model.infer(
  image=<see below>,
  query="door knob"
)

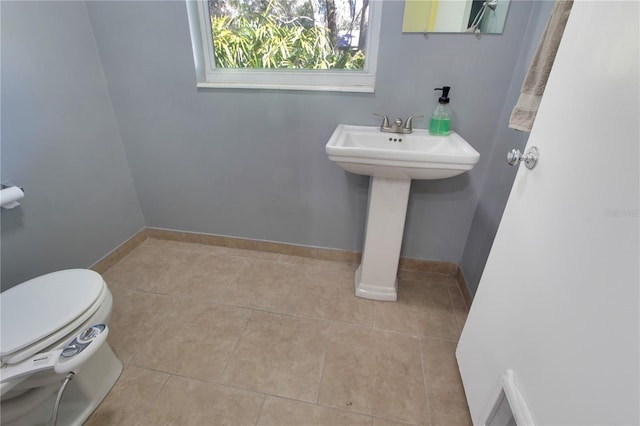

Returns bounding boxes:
[507,146,539,169]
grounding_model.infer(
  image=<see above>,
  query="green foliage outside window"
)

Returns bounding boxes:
[210,2,366,70]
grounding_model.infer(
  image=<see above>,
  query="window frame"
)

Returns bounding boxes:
[186,0,383,93]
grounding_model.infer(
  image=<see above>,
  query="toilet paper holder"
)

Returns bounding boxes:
[1,182,25,194]
[1,182,25,209]
[1,183,23,190]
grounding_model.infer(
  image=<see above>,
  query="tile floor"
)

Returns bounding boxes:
[85,238,472,426]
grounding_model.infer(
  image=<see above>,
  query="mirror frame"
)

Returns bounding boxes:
[402,0,511,34]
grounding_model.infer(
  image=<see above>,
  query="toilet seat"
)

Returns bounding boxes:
[1,270,106,365]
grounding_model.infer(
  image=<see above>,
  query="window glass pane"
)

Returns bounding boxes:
[207,0,370,70]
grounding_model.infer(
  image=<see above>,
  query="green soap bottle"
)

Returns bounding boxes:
[429,86,452,136]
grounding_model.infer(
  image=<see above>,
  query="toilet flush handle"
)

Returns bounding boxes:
[0,324,109,383]
[54,324,108,374]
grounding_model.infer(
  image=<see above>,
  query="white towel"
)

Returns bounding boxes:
[509,0,573,132]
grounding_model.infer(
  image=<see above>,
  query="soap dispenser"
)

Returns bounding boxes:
[429,86,452,136]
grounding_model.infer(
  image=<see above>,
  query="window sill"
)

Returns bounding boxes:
[195,81,375,93]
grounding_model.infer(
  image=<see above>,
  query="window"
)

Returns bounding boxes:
[186,0,382,92]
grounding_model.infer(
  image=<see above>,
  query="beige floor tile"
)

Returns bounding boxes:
[108,286,177,363]
[141,238,215,253]
[138,376,265,426]
[316,247,361,264]
[374,280,459,340]
[294,275,373,326]
[220,258,305,314]
[85,366,168,426]
[421,339,471,426]
[257,396,373,426]
[373,418,422,426]
[428,392,472,426]
[218,246,282,260]
[153,252,246,300]
[318,326,429,425]
[301,258,359,282]
[421,339,466,395]
[277,254,327,265]
[131,300,251,382]
[255,240,318,258]
[145,237,278,260]
[397,271,458,286]
[447,286,469,332]
[103,245,185,291]
[219,311,333,402]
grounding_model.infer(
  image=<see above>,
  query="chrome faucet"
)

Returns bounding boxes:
[378,115,424,134]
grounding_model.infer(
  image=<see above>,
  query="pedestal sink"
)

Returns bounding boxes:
[326,124,480,301]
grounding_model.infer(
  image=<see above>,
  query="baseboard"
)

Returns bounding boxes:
[144,227,458,275]
[145,227,362,263]
[90,228,148,274]
[454,265,474,309]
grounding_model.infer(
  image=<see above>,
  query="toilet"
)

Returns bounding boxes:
[0,269,122,425]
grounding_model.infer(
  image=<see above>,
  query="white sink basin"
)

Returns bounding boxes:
[326,124,480,179]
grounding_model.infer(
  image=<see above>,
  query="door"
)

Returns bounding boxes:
[456,2,639,425]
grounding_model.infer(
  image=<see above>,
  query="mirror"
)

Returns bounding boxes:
[403,0,510,34]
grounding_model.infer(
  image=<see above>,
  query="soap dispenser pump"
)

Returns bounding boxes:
[429,86,452,136]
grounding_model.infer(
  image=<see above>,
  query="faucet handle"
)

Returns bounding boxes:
[403,115,424,132]
[373,113,390,130]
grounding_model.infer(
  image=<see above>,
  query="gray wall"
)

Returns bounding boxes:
[85,0,536,262]
[1,2,144,290]
[460,0,555,295]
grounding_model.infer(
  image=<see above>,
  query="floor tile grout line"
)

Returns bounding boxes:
[216,256,252,302]
[215,307,256,383]
[418,338,434,426]
[110,254,246,301]
[147,254,182,293]
[111,281,462,344]
[116,290,181,367]
[313,320,336,404]
[125,365,417,426]
[133,372,173,426]
[161,371,324,409]
[126,329,422,424]
[287,274,308,319]
[255,392,378,422]
[372,299,378,331]
[371,413,422,425]
[445,285,458,334]
[446,285,465,335]
[255,392,381,423]
[253,392,269,426]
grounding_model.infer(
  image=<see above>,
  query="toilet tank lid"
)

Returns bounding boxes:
[0,269,105,358]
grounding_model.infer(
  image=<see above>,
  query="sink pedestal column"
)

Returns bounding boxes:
[355,176,411,301]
